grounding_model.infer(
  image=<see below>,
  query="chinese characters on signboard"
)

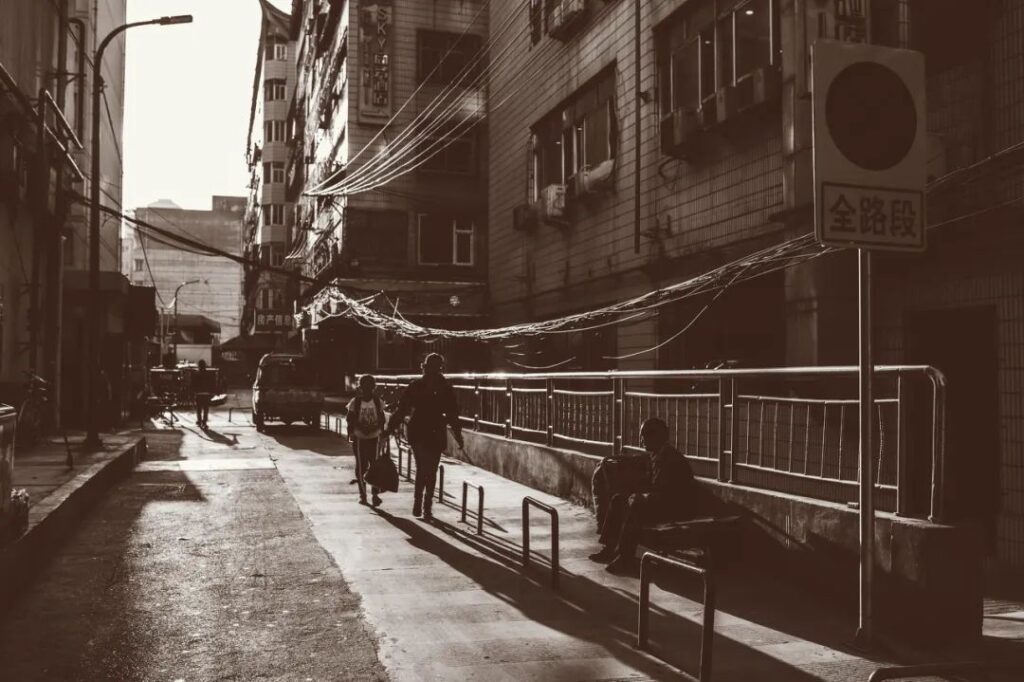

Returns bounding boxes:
[819,183,924,251]
[255,312,294,332]
[359,2,392,123]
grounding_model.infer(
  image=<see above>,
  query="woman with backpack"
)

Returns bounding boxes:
[346,374,386,507]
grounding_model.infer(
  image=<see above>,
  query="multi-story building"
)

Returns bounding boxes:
[241,0,299,358]
[127,197,246,349]
[287,0,489,382]
[1,0,133,427]
[487,0,1024,571]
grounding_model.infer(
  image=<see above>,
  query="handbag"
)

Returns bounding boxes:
[364,436,399,493]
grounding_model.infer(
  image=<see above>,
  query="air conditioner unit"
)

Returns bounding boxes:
[715,85,738,124]
[751,65,782,107]
[548,0,587,40]
[573,159,616,196]
[539,183,567,222]
[512,203,539,231]
[698,95,718,129]
[660,109,700,158]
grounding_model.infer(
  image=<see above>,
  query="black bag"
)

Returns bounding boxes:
[364,437,399,492]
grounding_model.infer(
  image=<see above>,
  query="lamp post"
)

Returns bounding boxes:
[84,14,192,449]
[171,279,201,362]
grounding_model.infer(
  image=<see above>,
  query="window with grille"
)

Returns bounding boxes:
[417,214,474,266]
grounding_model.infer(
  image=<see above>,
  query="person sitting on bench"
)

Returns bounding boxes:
[589,417,698,573]
[591,451,649,533]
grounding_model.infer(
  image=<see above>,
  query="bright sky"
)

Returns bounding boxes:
[123,0,291,211]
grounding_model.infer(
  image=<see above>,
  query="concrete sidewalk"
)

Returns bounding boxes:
[1,431,145,613]
[270,430,946,682]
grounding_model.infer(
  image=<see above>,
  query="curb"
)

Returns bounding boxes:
[0,437,146,616]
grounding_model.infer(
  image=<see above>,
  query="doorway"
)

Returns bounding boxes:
[905,306,1000,549]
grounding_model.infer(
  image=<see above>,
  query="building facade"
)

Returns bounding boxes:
[487,0,1024,569]
[242,0,299,355]
[128,197,246,349]
[0,0,130,427]
[286,0,489,382]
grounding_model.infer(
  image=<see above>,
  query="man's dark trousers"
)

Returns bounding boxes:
[600,492,691,561]
[411,442,442,511]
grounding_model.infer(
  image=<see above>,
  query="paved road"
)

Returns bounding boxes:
[0,413,386,681]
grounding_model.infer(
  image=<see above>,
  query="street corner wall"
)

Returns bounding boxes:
[698,480,985,647]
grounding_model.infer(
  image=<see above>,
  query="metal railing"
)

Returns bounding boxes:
[638,551,715,681]
[522,497,560,589]
[376,366,947,521]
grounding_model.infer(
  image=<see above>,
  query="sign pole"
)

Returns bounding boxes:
[857,246,875,647]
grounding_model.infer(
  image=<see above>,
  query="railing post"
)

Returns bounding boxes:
[728,378,738,482]
[613,375,624,455]
[896,374,907,516]
[545,378,554,447]
[717,378,727,482]
[505,378,513,439]
[474,377,480,431]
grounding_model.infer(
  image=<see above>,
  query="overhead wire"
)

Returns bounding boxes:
[307,0,530,196]
[303,0,496,195]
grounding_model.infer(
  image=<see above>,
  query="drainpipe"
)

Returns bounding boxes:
[633,0,642,254]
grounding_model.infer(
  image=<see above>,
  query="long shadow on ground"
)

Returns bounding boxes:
[373,509,823,681]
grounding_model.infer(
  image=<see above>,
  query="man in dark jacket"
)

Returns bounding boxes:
[385,353,464,520]
[590,417,698,572]
[193,360,213,429]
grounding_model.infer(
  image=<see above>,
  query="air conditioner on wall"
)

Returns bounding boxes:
[660,109,700,158]
[539,183,567,222]
[548,0,587,40]
[715,85,738,124]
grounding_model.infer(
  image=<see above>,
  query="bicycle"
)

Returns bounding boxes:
[17,371,73,466]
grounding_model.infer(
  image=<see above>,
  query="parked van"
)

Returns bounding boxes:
[252,354,324,432]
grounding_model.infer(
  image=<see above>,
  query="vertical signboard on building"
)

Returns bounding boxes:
[358,1,393,124]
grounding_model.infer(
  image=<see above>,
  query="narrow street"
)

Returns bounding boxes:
[0,407,386,681]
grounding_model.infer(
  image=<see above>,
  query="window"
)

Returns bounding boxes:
[264,79,287,102]
[258,288,271,310]
[264,120,286,143]
[133,258,144,272]
[419,130,476,175]
[532,68,616,194]
[417,214,474,266]
[263,162,285,184]
[270,246,284,267]
[263,204,284,226]
[417,31,483,85]
[656,0,779,115]
[265,35,288,61]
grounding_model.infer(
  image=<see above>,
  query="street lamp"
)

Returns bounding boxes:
[84,14,193,449]
[172,279,202,361]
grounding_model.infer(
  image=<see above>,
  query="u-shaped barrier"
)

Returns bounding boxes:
[638,551,715,682]
[521,497,560,589]
[461,481,485,534]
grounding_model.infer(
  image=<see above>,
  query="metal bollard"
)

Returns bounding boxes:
[638,551,715,681]
[522,497,560,589]
[461,481,484,534]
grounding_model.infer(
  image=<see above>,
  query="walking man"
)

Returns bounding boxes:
[385,353,464,520]
[590,417,699,573]
[193,360,213,429]
[346,375,386,507]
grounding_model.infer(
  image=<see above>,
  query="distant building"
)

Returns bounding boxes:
[241,0,299,356]
[127,197,246,346]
